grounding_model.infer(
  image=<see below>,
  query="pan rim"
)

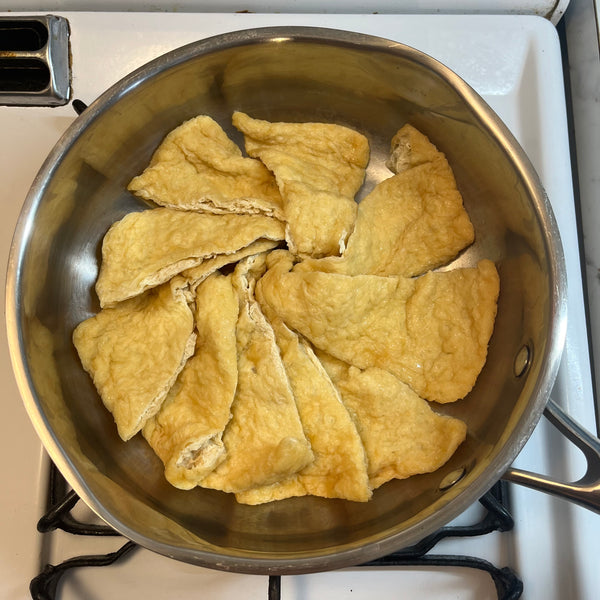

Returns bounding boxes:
[5,25,567,574]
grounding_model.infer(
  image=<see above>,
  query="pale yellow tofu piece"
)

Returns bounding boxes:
[257,250,499,404]
[73,279,196,441]
[142,273,239,490]
[281,180,359,258]
[339,158,474,277]
[317,352,467,489]
[295,125,474,277]
[386,123,442,174]
[235,309,371,505]
[232,111,370,258]
[200,255,313,493]
[180,238,280,298]
[95,207,285,307]
[127,115,284,218]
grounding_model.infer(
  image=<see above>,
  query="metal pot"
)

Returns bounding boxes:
[6,27,599,575]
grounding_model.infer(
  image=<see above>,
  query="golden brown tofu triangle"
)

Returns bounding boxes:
[280,181,359,258]
[317,352,467,489]
[200,254,314,494]
[257,250,499,404]
[295,124,474,277]
[386,123,443,174]
[95,207,285,307]
[232,111,370,258]
[142,273,239,490]
[235,305,371,505]
[180,238,281,299]
[127,115,284,218]
[72,279,196,441]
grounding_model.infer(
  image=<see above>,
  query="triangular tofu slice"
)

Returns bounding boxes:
[73,279,196,441]
[295,125,474,277]
[235,307,371,505]
[180,238,280,298]
[232,111,370,258]
[317,352,467,489]
[386,123,443,174]
[142,273,239,489]
[257,251,499,404]
[200,255,313,494]
[127,115,284,218]
[95,207,285,307]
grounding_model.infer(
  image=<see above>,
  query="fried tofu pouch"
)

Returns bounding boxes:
[127,115,284,218]
[236,307,370,505]
[142,273,239,490]
[72,279,196,441]
[317,352,467,489]
[180,238,280,299]
[257,251,499,404]
[95,207,285,307]
[295,124,474,277]
[232,111,370,258]
[386,122,444,174]
[200,255,313,493]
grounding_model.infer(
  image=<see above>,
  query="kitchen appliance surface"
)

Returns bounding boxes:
[1,9,598,600]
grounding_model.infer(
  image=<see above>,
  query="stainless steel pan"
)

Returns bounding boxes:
[6,27,600,575]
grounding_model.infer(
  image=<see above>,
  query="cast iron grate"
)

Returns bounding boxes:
[268,479,522,600]
[30,462,522,600]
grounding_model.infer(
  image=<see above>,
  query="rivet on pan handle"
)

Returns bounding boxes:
[503,398,600,514]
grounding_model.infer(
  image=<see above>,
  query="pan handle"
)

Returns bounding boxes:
[502,398,600,514]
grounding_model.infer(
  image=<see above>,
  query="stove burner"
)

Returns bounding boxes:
[30,462,523,600]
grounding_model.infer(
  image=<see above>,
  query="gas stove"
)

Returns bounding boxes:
[1,9,599,600]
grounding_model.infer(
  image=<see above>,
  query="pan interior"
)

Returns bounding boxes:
[12,30,560,570]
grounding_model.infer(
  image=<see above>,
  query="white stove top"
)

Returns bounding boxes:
[0,0,572,23]
[1,11,598,600]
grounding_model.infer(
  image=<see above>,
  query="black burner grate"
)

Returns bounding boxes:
[36,459,118,537]
[30,541,137,600]
[30,462,522,600]
[267,480,522,600]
